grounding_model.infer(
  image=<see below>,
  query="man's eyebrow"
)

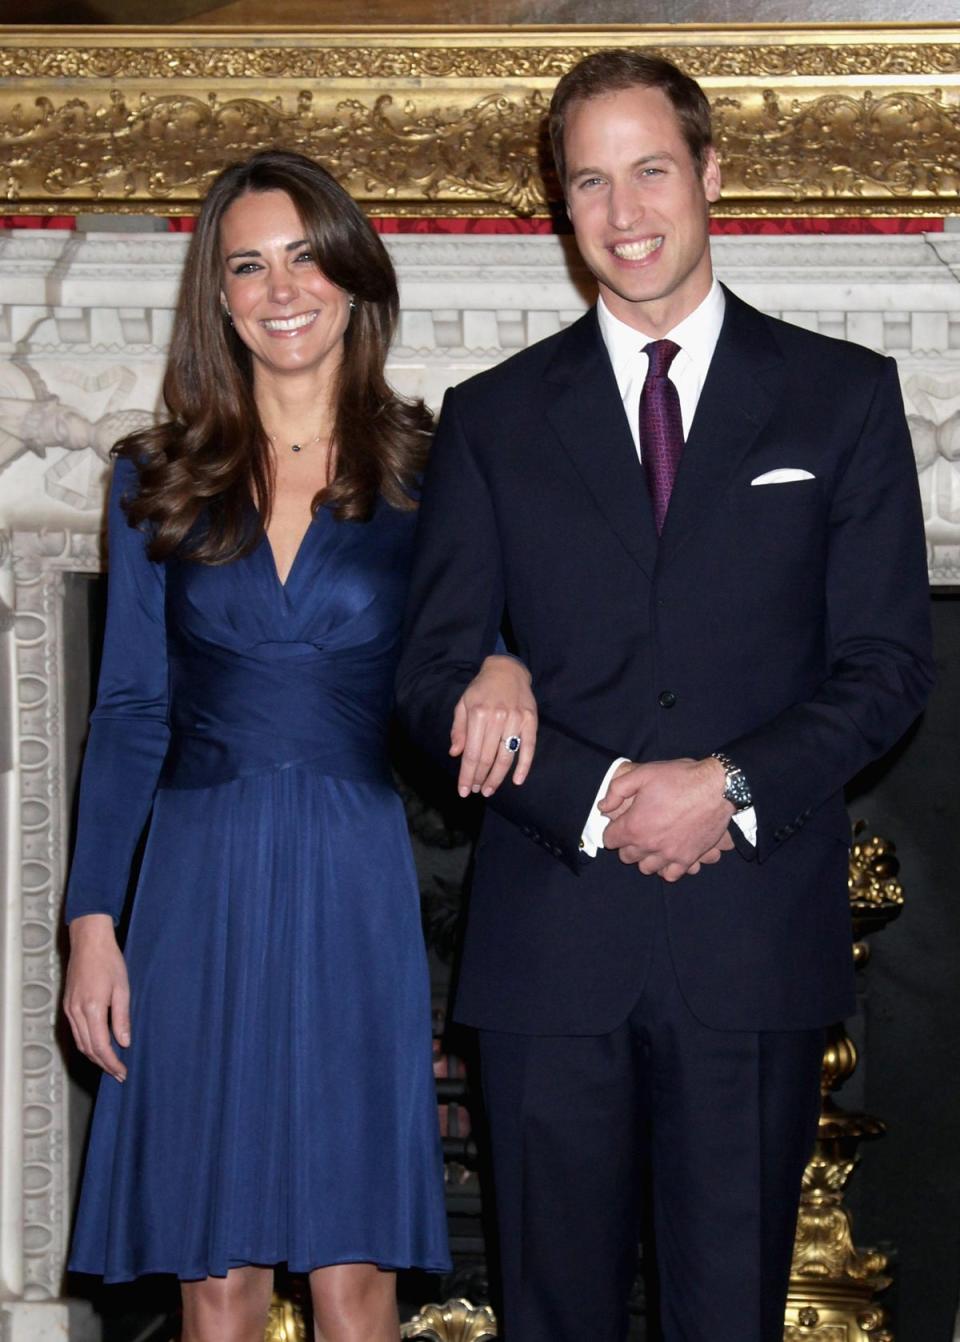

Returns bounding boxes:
[224,239,311,261]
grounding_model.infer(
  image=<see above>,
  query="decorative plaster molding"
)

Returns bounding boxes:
[0,26,959,217]
[1,230,956,580]
[10,530,102,1305]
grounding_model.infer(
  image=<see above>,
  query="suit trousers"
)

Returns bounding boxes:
[478,891,824,1342]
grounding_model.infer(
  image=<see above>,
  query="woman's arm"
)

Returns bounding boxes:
[63,455,170,1079]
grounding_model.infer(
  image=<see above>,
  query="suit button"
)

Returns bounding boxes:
[658,690,677,709]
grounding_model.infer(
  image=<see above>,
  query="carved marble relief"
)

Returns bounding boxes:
[1,230,956,575]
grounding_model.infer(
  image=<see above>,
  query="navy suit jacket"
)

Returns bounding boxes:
[396,287,934,1035]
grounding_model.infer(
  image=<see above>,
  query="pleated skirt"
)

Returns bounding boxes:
[69,763,451,1282]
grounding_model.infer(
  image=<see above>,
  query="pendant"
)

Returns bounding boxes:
[291,443,301,453]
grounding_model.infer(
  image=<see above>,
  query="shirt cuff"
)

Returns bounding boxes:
[580,757,631,858]
[732,806,757,847]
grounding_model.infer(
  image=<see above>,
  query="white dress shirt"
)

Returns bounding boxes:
[580,279,758,854]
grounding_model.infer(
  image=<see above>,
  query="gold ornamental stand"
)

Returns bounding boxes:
[401,1299,498,1340]
[263,1292,497,1340]
[785,827,905,1342]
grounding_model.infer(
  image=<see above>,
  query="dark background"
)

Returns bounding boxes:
[843,593,960,1341]
[63,577,960,1341]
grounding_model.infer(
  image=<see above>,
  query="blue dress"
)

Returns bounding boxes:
[66,456,451,1283]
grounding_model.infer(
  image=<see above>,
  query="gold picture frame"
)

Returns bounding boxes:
[0,24,958,217]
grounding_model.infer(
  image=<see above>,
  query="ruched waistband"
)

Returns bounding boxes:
[159,730,391,790]
[159,634,394,790]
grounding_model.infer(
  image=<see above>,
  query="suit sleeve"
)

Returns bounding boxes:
[721,357,934,862]
[64,456,171,923]
[396,386,618,872]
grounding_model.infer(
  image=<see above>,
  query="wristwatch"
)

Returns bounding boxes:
[711,751,753,812]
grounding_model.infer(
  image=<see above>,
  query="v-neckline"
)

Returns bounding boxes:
[264,514,315,593]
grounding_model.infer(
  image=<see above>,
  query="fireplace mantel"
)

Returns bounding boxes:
[1,228,958,577]
[0,225,957,1338]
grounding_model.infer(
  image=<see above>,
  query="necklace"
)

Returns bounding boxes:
[267,428,325,455]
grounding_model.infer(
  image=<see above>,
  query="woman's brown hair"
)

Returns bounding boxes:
[119,149,431,563]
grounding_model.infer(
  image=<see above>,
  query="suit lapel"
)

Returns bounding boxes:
[544,309,658,579]
[659,288,786,565]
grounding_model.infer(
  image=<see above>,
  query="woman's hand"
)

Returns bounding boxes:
[64,914,131,1082]
[450,654,538,798]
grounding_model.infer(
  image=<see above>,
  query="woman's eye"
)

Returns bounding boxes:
[231,262,260,275]
[295,250,315,263]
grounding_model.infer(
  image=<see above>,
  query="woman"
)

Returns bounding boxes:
[63,150,536,1342]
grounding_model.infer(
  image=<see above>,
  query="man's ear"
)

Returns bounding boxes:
[702,146,722,204]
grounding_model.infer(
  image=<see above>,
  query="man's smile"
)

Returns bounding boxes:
[609,237,665,262]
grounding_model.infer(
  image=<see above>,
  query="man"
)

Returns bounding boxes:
[396,50,933,1342]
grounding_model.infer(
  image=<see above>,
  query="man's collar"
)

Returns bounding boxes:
[597,278,726,378]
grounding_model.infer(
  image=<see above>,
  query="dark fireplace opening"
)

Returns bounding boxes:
[59,575,960,1342]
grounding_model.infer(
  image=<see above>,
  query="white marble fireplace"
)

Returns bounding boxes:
[0,228,958,1339]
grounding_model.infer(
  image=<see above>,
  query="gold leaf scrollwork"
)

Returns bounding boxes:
[715,89,960,202]
[1,27,959,215]
[401,1298,498,1342]
[792,1155,891,1285]
[336,91,549,215]
[0,86,549,215]
[848,827,904,912]
[264,1295,306,1342]
[3,41,960,83]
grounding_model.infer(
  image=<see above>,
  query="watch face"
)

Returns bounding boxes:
[712,752,751,809]
[724,771,752,809]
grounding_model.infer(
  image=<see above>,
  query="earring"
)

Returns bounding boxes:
[222,306,233,325]
[349,297,357,312]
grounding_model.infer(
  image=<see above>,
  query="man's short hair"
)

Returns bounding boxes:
[548,49,714,190]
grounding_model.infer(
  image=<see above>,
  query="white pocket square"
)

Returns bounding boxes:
[750,468,815,486]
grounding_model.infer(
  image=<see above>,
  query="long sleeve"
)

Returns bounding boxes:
[64,456,171,923]
[720,357,935,860]
[396,387,618,873]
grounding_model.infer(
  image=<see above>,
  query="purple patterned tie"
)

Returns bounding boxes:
[639,339,683,535]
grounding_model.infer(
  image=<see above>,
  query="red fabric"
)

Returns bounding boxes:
[0,215,945,234]
[709,217,942,234]
[0,215,76,229]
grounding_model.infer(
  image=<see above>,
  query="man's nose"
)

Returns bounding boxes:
[607,184,642,231]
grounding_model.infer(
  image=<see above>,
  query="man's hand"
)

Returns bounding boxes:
[600,757,735,882]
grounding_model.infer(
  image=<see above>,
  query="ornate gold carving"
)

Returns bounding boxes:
[4,39,960,82]
[715,89,960,204]
[264,1293,307,1342]
[786,828,904,1342]
[260,1294,497,1342]
[848,827,904,911]
[0,26,958,216]
[401,1298,498,1341]
[792,1152,890,1284]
